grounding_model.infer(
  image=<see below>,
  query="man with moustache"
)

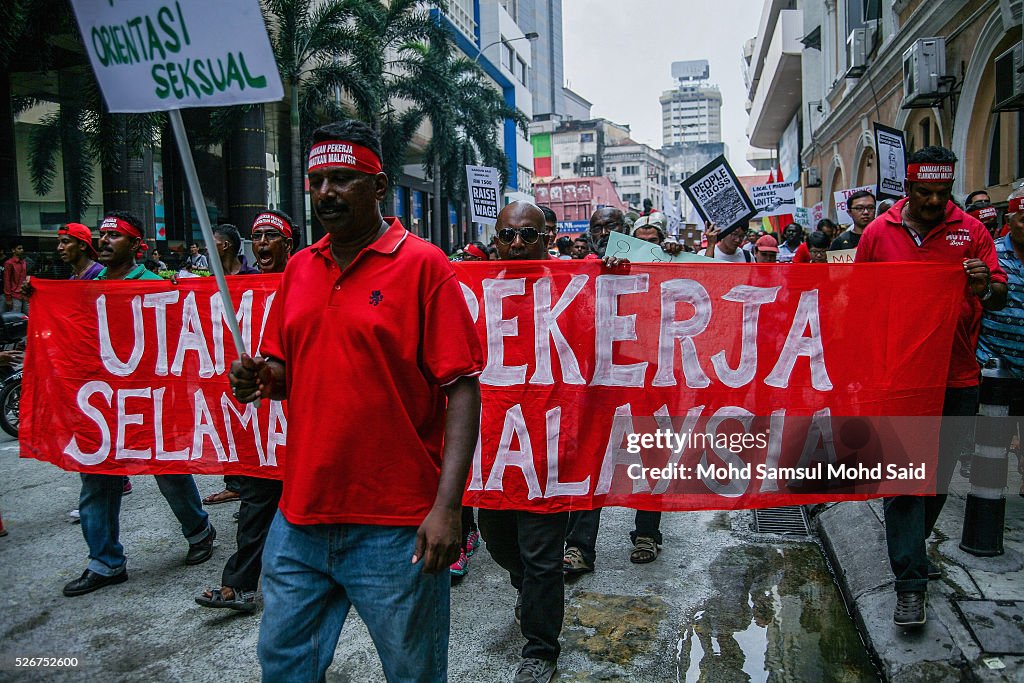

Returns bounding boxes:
[229,121,482,681]
[63,211,216,597]
[197,210,294,614]
[856,147,1007,626]
[587,207,626,257]
[477,201,566,683]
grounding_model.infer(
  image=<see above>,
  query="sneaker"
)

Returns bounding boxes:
[513,657,556,683]
[563,546,594,575]
[514,589,523,625]
[465,529,481,557]
[450,550,470,577]
[122,478,132,495]
[68,509,80,523]
[894,591,927,626]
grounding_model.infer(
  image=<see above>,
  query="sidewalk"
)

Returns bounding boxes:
[817,467,1024,682]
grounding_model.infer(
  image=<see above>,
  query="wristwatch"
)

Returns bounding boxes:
[979,285,994,302]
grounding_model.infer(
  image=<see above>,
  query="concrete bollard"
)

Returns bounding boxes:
[960,375,1013,557]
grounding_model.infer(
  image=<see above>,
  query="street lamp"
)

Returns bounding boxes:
[474,32,539,64]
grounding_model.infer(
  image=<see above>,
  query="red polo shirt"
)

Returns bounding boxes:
[260,218,483,525]
[855,198,1007,387]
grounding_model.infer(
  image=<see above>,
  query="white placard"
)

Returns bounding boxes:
[833,185,875,225]
[827,248,858,263]
[751,181,796,218]
[465,165,501,227]
[69,0,283,112]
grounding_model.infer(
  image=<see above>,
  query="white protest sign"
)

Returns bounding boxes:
[751,182,797,218]
[794,206,813,231]
[69,0,283,112]
[834,185,874,225]
[465,165,501,226]
[680,155,756,234]
[603,231,716,264]
[828,248,857,263]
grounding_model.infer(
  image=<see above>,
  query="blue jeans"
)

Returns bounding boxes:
[78,473,211,576]
[258,512,449,683]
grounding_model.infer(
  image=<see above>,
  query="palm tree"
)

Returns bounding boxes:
[263,0,445,238]
[393,36,528,249]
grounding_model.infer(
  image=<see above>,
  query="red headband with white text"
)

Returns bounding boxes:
[1009,198,1023,215]
[307,141,382,175]
[905,163,955,183]
[252,212,293,238]
[100,216,144,240]
[969,206,999,222]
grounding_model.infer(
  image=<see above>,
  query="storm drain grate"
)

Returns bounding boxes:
[752,506,810,536]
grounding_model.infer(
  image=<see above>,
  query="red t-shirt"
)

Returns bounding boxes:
[260,218,483,525]
[792,243,811,263]
[855,199,1007,388]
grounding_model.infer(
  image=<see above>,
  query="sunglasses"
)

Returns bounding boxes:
[497,227,541,245]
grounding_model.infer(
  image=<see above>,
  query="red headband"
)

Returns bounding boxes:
[464,244,487,260]
[308,141,382,175]
[906,163,955,182]
[252,212,293,238]
[100,216,144,240]
[1009,197,1023,214]
[969,206,998,222]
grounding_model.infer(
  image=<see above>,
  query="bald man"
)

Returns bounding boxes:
[478,201,563,683]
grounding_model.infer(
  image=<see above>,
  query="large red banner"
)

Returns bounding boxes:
[22,262,963,510]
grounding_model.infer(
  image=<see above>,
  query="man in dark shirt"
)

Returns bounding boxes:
[831,190,876,251]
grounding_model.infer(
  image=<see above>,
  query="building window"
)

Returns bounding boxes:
[517,57,528,84]
[622,166,639,176]
[919,119,930,149]
[502,40,514,70]
[561,162,571,169]
[580,133,594,142]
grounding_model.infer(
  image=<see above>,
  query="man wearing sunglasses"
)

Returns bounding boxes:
[479,201,565,683]
[229,120,482,681]
[197,210,294,615]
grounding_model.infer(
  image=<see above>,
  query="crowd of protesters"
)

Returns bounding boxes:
[2,127,1023,683]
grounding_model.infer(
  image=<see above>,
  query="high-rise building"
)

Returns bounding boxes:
[512,0,566,119]
[660,60,724,146]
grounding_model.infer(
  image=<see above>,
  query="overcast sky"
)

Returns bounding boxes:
[561,0,763,174]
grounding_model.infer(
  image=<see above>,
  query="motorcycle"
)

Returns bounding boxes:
[0,312,28,438]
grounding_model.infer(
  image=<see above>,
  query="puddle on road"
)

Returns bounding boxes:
[678,544,878,682]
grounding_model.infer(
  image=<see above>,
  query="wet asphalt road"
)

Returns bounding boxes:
[0,434,876,682]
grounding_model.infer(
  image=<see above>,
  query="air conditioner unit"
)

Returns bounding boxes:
[846,29,869,77]
[901,37,947,108]
[802,167,822,188]
[993,42,1024,112]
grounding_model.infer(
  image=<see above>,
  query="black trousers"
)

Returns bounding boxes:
[221,475,283,591]
[884,386,978,593]
[566,509,665,565]
[223,475,242,494]
[478,509,569,662]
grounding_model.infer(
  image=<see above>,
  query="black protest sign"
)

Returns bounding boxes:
[681,155,756,236]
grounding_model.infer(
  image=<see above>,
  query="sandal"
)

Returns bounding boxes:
[202,490,240,505]
[195,586,258,613]
[562,546,594,575]
[630,536,661,564]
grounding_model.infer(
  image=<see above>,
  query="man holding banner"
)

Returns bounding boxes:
[196,210,294,614]
[64,211,217,597]
[477,201,566,683]
[229,121,482,681]
[856,147,1007,627]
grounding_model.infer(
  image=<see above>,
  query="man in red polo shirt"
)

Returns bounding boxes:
[229,120,482,682]
[856,146,1007,627]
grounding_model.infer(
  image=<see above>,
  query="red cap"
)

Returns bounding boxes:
[1009,197,1023,214]
[58,223,98,257]
[464,244,487,260]
[755,235,779,252]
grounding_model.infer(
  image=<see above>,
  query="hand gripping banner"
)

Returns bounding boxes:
[22,262,964,511]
